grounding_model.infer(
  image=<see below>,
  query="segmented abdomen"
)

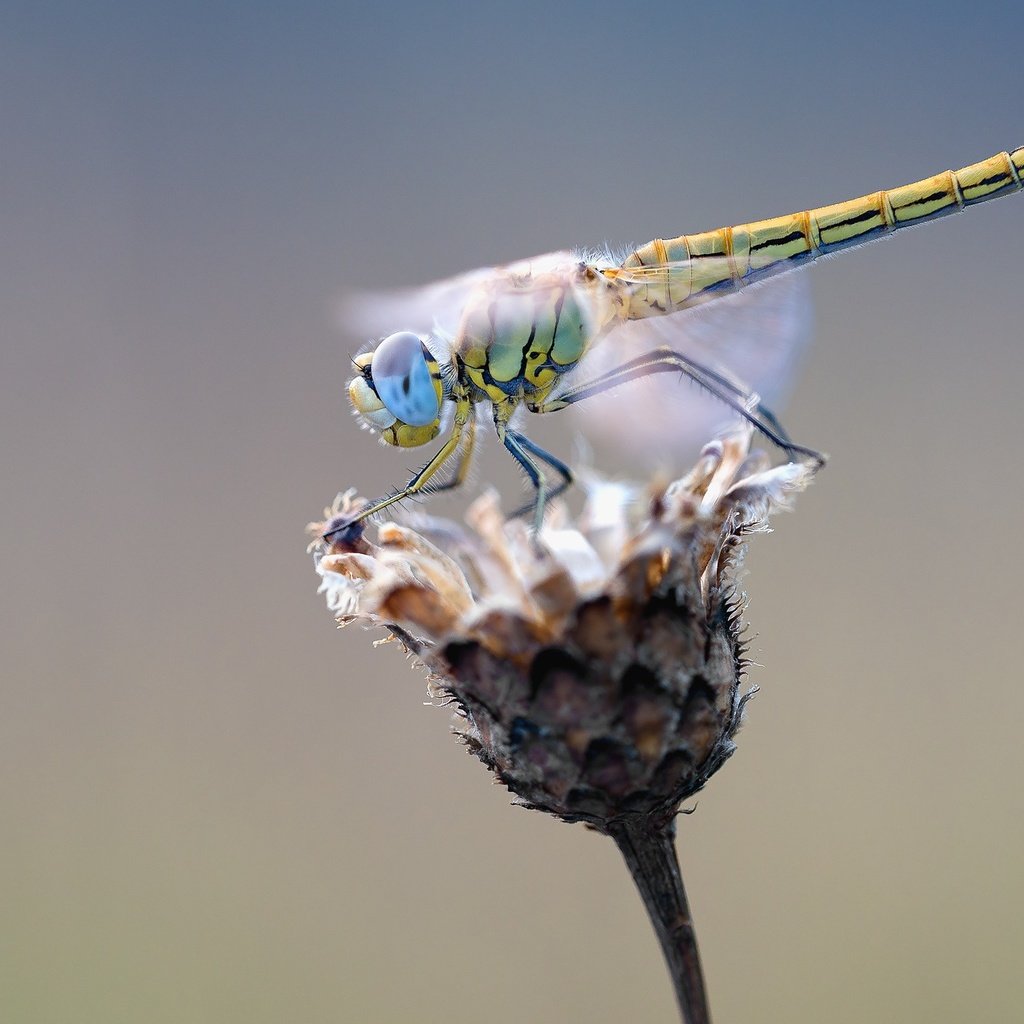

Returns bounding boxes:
[616,147,1024,317]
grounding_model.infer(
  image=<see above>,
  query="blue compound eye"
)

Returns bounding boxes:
[372,332,440,427]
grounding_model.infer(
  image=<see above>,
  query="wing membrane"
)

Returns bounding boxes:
[561,270,813,469]
[338,251,589,354]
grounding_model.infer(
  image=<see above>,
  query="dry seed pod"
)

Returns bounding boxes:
[311,427,816,835]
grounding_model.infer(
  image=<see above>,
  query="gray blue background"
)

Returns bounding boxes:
[4,3,1023,1021]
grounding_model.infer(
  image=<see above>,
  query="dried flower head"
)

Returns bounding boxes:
[310,426,817,835]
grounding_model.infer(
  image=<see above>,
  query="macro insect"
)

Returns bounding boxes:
[330,146,1023,539]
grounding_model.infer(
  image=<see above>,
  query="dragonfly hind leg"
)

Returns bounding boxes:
[530,346,825,469]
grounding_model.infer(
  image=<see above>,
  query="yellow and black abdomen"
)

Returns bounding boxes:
[619,147,1024,317]
[811,148,1023,252]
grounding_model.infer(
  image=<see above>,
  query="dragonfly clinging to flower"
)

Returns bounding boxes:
[330,147,1024,539]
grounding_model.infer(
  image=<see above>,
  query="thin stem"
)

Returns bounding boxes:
[609,817,711,1024]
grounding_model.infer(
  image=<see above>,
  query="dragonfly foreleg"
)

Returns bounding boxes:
[322,417,469,542]
[531,346,825,469]
[422,415,477,496]
[502,428,574,533]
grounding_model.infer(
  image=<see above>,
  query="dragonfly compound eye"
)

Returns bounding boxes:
[370,331,441,427]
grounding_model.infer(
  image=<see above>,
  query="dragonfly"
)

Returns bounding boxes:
[330,146,1023,540]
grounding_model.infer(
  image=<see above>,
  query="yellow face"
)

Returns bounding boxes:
[348,333,443,447]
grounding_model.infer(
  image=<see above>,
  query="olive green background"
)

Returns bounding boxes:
[4,3,1023,1021]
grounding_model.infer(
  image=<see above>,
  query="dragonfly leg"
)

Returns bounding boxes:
[502,427,574,533]
[422,415,477,496]
[323,415,470,542]
[531,346,825,469]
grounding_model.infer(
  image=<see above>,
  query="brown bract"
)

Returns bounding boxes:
[310,428,817,832]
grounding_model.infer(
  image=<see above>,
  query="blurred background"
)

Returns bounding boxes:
[3,3,1023,1021]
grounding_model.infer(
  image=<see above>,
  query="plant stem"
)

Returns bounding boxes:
[609,818,711,1024]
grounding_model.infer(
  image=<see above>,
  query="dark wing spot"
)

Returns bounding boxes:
[402,375,411,394]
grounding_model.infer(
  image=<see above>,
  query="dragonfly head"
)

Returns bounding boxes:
[348,332,443,447]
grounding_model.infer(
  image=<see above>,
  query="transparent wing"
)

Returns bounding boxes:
[560,267,814,470]
[338,251,587,359]
[340,266,493,344]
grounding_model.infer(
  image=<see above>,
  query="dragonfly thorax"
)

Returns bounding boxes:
[348,332,444,448]
[456,270,597,405]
